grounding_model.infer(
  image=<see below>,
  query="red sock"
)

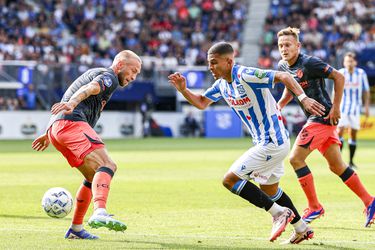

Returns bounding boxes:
[72,181,92,225]
[298,173,321,210]
[344,173,373,207]
[92,167,114,210]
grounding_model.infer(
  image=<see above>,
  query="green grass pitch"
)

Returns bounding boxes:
[0,138,375,249]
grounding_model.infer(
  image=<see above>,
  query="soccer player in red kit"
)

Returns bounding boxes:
[32,50,142,239]
[276,27,375,227]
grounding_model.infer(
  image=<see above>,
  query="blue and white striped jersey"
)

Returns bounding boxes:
[204,64,288,146]
[339,67,369,116]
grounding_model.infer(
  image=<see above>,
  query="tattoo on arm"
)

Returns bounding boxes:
[69,85,95,106]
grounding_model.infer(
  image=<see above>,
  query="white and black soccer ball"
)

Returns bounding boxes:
[42,187,73,218]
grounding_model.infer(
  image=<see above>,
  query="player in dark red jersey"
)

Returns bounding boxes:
[276,27,375,228]
[32,50,142,239]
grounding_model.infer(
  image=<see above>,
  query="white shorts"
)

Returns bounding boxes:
[338,114,360,130]
[229,140,290,185]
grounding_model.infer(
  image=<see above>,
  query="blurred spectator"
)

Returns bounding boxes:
[0,96,6,110]
[140,94,154,137]
[181,112,200,137]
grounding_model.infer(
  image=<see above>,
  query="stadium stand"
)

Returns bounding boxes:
[0,0,248,67]
[0,0,374,111]
[0,0,249,110]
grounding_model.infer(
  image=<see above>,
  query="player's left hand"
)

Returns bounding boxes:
[300,97,326,116]
[32,134,50,151]
[168,72,187,92]
[51,102,75,115]
[324,106,341,125]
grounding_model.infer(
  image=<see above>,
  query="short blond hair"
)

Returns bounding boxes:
[344,52,356,60]
[277,27,300,42]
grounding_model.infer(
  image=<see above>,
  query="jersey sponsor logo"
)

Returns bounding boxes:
[345,81,360,87]
[237,85,246,95]
[249,171,268,182]
[103,76,112,87]
[228,96,251,107]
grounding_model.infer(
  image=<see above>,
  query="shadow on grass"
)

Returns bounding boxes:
[100,238,276,250]
[317,226,369,233]
[0,214,70,221]
[99,238,369,250]
[312,242,362,250]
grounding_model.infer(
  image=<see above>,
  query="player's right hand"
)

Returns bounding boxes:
[168,72,187,92]
[32,134,50,151]
[301,97,326,116]
[51,102,75,115]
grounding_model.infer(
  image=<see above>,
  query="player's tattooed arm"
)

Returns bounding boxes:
[51,82,101,115]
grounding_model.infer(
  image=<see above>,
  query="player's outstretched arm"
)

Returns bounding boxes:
[51,82,101,115]
[325,69,345,125]
[275,72,325,116]
[32,133,50,151]
[277,88,294,110]
[168,72,212,110]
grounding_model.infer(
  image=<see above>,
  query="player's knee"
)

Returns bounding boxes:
[222,173,237,190]
[289,154,299,166]
[222,178,232,190]
[104,161,117,173]
[328,162,346,175]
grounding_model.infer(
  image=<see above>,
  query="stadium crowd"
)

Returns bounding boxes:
[258,0,375,70]
[0,0,248,69]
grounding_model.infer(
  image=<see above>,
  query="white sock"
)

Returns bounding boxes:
[267,203,285,216]
[71,224,83,232]
[94,208,107,215]
[291,218,307,233]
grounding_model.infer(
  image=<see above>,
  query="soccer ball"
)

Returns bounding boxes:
[42,187,73,218]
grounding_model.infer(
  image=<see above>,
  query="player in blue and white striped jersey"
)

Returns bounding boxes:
[168,42,325,244]
[337,52,370,168]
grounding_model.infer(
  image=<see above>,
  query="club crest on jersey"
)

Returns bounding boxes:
[237,85,246,95]
[103,76,112,87]
[296,69,304,79]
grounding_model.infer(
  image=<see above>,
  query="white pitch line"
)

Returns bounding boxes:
[1,228,375,245]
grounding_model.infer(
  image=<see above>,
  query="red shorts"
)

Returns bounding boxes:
[295,122,341,155]
[48,120,105,167]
